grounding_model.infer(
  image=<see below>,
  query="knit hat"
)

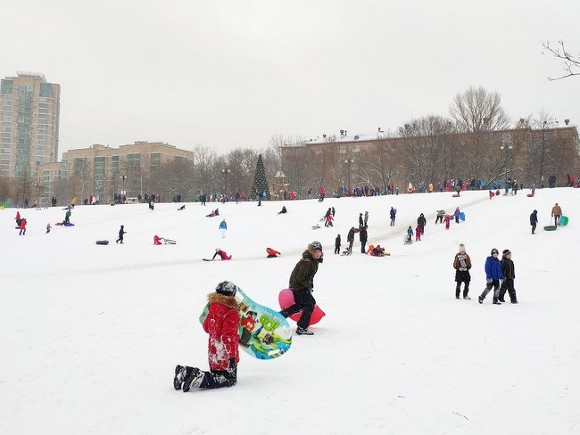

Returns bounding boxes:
[458,243,466,252]
[311,241,323,251]
[215,281,238,296]
[502,249,511,256]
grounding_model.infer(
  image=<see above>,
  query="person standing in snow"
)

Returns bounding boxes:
[334,234,341,254]
[551,203,562,226]
[346,227,357,254]
[359,225,368,253]
[115,225,126,244]
[46,223,52,234]
[18,218,27,235]
[219,219,227,238]
[415,224,422,242]
[453,244,472,300]
[358,213,364,228]
[498,249,518,304]
[454,207,461,224]
[364,211,369,227]
[280,241,323,335]
[443,213,451,230]
[174,281,240,391]
[389,207,397,226]
[435,209,445,224]
[417,213,426,234]
[530,210,538,234]
[405,225,413,244]
[478,248,504,305]
[15,211,21,226]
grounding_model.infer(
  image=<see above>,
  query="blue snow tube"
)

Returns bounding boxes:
[459,212,465,221]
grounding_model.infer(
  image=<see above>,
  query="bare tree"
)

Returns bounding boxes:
[450,87,511,181]
[543,40,580,80]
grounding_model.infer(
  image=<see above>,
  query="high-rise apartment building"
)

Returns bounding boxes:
[0,72,60,180]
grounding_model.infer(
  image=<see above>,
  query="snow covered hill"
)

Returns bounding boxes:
[1,188,579,434]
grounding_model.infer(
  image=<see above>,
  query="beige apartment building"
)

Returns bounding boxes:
[39,141,193,205]
[0,72,60,180]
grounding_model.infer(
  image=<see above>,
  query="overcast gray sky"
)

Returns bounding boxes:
[2,0,579,158]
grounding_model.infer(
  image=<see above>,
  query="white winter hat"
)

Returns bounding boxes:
[458,243,466,252]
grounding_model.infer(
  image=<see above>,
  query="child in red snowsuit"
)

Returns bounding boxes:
[153,235,163,245]
[444,214,451,230]
[212,248,231,260]
[415,225,422,241]
[174,281,240,391]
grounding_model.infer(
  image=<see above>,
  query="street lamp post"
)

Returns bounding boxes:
[500,143,513,182]
[221,168,230,197]
[344,158,353,192]
[121,175,126,202]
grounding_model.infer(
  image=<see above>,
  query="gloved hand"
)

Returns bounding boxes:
[486,279,492,284]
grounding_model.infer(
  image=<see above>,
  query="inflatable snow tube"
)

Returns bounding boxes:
[459,212,465,221]
[560,216,568,226]
[543,225,557,231]
[527,193,534,198]
[278,289,325,326]
[96,240,109,245]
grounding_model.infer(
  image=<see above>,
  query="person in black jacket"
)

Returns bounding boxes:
[346,227,357,254]
[530,210,538,234]
[334,234,341,254]
[279,241,324,335]
[498,249,518,303]
[359,225,368,253]
[417,213,427,235]
[115,225,126,244]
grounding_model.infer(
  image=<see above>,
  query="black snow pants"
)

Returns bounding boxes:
[279,288,315,329]
[499,279,517,303]
[199,359,237,389]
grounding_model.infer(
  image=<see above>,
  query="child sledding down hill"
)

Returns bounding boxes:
[367,244,388,256]
[174,281,240,391]
[266,247,281,258]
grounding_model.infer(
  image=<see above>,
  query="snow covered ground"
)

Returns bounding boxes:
[1,188,579,434]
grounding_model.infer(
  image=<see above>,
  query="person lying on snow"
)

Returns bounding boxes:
[266,247,281,258]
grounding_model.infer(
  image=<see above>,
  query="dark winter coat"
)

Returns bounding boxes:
[359,227,368,243]
[289,250,323,291]
[501,256,516,280]
[390,207,396,219]
[484,256,504,280]
[202,293,240,371]
[453,253,472,282]
[335,235,341,249]
[417,214,426,228]
[347,228,356,243]
[530,211,538,226]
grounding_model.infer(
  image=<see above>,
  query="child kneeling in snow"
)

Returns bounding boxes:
[174,281,240,391]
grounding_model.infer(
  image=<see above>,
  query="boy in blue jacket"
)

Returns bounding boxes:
[478,248,504,305]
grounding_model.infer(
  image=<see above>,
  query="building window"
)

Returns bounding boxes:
[40,83,53,98]
[150,152,160,167]
[1,80,13,94]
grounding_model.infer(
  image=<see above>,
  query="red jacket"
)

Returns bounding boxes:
[19,219,27,229]
[202,293,240,371]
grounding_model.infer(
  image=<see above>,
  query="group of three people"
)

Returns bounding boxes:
[454,244,518,304]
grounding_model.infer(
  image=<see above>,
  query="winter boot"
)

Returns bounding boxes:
[493,298,502,305]
[478,295,484,304]
[182,367,204,392]
[463,296,471,300]
[174,365,186,390]
[296,326,314,336]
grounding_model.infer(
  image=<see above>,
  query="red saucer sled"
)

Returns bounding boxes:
[278,289,326,326]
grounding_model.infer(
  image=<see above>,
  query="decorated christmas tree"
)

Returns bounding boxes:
[252,154,270,200]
